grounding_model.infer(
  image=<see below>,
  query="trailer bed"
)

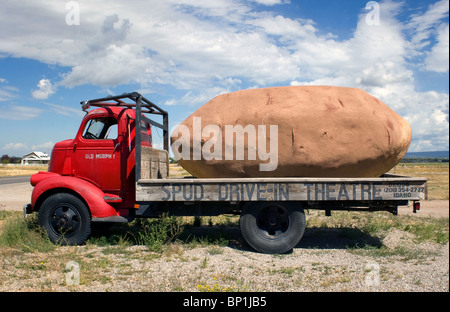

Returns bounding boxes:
[136,174,427,202]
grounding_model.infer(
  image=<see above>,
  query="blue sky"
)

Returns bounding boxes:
[0,0,448,157]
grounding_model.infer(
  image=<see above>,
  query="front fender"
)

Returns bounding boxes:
[31,174,118,218]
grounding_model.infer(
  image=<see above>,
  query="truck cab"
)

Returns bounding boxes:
[26,93,168,245]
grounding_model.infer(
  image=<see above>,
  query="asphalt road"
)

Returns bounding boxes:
[0,176,31,185]
[0,176,32,211]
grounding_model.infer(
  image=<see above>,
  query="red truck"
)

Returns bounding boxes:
[24,92,427,254]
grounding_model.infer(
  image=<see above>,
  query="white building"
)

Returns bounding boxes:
[21,151,50,165]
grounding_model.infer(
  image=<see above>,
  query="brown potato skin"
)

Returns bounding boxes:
[171,86,411,178]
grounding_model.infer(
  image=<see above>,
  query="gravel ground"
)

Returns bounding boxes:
[1,181,448,292]
[1,223,448,292]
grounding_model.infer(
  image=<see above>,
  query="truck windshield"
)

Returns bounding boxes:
[83,117,118,140]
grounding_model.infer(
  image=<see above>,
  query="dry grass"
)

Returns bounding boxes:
[0,163,448,292]
[389,163,449,200]
[0,165,48,178]
[169,163,191,178]
[0,209,448,292]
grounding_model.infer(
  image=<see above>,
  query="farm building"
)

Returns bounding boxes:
[21,151,50,165]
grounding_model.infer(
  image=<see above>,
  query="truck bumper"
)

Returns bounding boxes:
[23,204,32,218]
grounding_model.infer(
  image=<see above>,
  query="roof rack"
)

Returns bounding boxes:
[80,92,169,182]
[81,92,166,115]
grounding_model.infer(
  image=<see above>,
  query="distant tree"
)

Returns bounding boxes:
[169,157,178,164]
[10,156,22,164]
[1,154,10,164]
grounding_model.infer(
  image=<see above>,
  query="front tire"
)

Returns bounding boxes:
[38,193,91,245]
[240,202,306,254]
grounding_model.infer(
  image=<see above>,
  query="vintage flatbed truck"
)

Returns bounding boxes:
[24,92,427,254]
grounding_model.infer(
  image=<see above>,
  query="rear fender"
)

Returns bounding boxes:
[31,175,118,218]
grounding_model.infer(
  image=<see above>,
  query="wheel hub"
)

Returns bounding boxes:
[51,205,80,234]
[256,205,290,239]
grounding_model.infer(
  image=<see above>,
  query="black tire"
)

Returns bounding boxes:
[38,193,91,245]
[240,202,306,254]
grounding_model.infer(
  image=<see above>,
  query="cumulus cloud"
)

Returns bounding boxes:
[31,79,56,100]
[0,0,448,151]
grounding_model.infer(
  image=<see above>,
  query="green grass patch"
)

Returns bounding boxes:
[0,214,55,253]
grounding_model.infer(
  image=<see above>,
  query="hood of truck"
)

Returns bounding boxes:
[48,139,75,175]
[53,139,75,150]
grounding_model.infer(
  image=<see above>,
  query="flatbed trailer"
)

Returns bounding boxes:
[136,175,426,207]
[26,92,427,254]
[133,145,426,253]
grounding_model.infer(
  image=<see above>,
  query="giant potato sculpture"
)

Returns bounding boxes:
[170,86,411,178]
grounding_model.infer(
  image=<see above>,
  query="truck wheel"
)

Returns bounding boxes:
[240,202,306,254]
[38,193,91,246]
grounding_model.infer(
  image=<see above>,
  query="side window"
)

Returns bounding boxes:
[83,117,118,140]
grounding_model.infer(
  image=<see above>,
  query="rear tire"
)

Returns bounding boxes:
[240,202,306,254]
[38,193,91,245]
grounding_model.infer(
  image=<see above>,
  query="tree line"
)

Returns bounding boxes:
[1,154,22,164]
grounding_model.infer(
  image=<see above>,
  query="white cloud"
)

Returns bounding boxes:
[180,86,229,106]
[251,0,290,6]
[31,79,56,100]
[0,0,448,151]
[2,141,54,155]
[407,0,449,73]
[31,141,54,151]
[39,100,85,117]
[0,105,43,120]
[0,79,18,102]
[424,23,449,72]
[0,88,16,102]
[370,85,449,152]
[408,0,449,49]
[3,142,27,151]
[164,99,177,106]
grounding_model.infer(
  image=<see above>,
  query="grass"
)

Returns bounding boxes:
[0,165,48,177]
[1,210,447,256]
[0,213,55,253]
[1,162,447,255]
[0,209,448,291]
[389,162,449,200]
[125,215,185,252]
[306,210,449,245]
[169,163,192,178]
[0,161,448,291]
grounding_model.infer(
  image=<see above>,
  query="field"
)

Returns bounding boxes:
[388,162,449,200]
[0,162,448,292]
[0,165,48,178]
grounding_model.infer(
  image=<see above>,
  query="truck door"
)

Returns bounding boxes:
[74,116,122,193]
